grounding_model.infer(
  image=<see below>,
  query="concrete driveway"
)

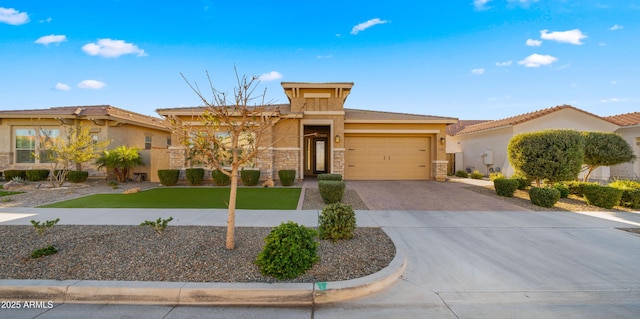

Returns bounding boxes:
[348,180,528,211]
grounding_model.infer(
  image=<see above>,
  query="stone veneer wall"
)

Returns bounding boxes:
[255,148,274,180]
[0,154,11,171]
[432,160,448,181]
[168,146,187,169]
[273,149,300,179]
[333,149,345,176]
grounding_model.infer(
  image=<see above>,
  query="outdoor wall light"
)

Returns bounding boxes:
[335,134,341,143]
[440,136,446,145]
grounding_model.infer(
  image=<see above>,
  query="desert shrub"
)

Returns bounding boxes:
[469,170,484,179]
[489,172,504,181]
[66,171,89,183]
[529,187,560,208]
[553,183,570,198]
[4,170,27,180]
[241,169,261,186]
[140,216,173,234]
[609,180,640,209]
[493,178,519,197]
[455,170,469,178]
[278,169,296,186]
[26,169,50,181]
[582,185,623,209]
[185,168,205,186]
[560,181,599,197]
[157,169,180,186]
[31,245,58,259]
[212,169,230,186]
[319,203,356,241]
[510,174,530,190]
[317,173,343,181]
[255,221,319,279]
[318,180,346,204]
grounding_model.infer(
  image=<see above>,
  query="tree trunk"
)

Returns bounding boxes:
[226,165,238,250]
[583,166,594,182]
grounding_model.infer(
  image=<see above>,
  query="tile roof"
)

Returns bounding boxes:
[446,120,489,135]
[454,104,616,135]
[0,105,169,130]
[605,112,640,127]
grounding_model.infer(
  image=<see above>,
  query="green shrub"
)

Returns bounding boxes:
[318,173,343,181]
[31,218,60,235]
[511,174,530,190]
[469,170,484,179]
[67,171,89,183]
[582,185,623,209]
[255,221,319,279]
[319,203,356,241]
[140,216,173,234]
[489,172,504,181]
[157,169,180,186]
[560,181,599,197]
[493,178,519,197]
[241,169,261,186]
[553,183,570,198]
[529,187,561,208]
[31,245,58,259]
[318,180,346,204]
[212,169,230,186]
[185,168,205,186]
[26,169,50,181]
[4,170,27,180]
[455,170,469,178]
[609,180,640,209]
[278,170,296,186]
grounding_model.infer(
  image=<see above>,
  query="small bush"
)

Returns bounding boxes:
[255,221,319,279]
[185,168,205,186]
[582,185,623,209]
[560,181,599,197]
[489,172,505,181]
[319,203,356,241]
[241,169,261,186]
[212,169,230,186]
[140,216,173,234]
[31,245,58,259]
[511,174,530,190]
[4,170,27,180]
[318,180,346,204]
[31,218,60,235]
[455,170,469,178]
[157,169,180,186]
[278,170,296,186]
[552,183,570,198]
[108,180,119,189]
[469,170,484,179]
[529,187,560,208]
[609,180,640,209]
[26,169,50,181]
[67,171,89,183]
[493,178,519,197]
[317,174,343,181]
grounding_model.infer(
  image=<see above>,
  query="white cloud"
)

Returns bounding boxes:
[600,98,628,103]
[351,18,388,35]
[54,83,70,91]
[35,34,67,46]
[508,0,539,4]
[471,68,485,75]
[259,71,283,82]
[610,24,623,31]
[473,0,492,10]
[518,53,557,67]
[39,17,52,23]
[82,39,147,58]
[540,29,587,45]
[496,60,513,67]
[78,80,106,89]
[526,39,542,46]
[316,55,333,59]
[0,7,29,25]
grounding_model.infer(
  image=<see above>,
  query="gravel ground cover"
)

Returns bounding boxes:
[302,189,369,210]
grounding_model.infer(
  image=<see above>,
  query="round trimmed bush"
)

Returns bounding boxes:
[553,183,570,198]
[582,185,623,209]
[157,169,180,186]
[529,187,560,208]
[278,169,296,186]
[557,181,598,197]
[469,170,484,179]
[26,169,50,181]
[493,178,519,197]
[255,221,319,279]
[511,174,530,190]
[317,173,343,181]
[241,169,261,186]
[319,203,356,241]
[609,180,640,209]
[455,170,469,178]
[67,171,89,183]
[212,169,230,186]
[318,180,346,204]
[185,168,205,186]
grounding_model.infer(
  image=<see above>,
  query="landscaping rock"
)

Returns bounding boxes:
[123,187,141,195]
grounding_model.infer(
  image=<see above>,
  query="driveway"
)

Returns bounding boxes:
[347,180,528,211]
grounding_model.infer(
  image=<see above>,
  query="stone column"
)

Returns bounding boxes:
[333,149,345,176]
[432,160,448,181]
[168,146,187,170]
[255,148,274,180]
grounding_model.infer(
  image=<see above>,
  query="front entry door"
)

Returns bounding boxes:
[304,136,329,176]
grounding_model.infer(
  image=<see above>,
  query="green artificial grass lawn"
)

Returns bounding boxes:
[39,187,302,209]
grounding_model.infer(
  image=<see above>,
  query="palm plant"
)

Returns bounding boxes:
[95,146,144,182]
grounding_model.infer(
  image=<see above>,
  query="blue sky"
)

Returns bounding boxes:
[1,1,638,120]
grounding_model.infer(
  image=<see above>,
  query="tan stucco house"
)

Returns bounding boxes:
[157,82,458,181]
[446,105,627,181]
[605,112,640,179]
[0,105,171,179]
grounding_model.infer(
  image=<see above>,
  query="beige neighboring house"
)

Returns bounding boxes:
[157,82,458,181]
[0,105,171,180]
[605,112,640,179]
[447,105,621,180]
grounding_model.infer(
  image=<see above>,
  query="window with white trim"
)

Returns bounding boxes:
[15,128,60,164]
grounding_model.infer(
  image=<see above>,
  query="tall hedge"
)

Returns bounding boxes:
[508,129,584,186]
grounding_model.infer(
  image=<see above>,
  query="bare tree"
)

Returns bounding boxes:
[168,68,287,249]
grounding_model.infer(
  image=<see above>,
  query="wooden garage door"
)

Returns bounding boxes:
[345,136,431,180]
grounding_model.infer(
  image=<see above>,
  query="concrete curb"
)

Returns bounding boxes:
[0,243,406,306]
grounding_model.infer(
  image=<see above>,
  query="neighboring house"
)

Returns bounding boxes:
[605,112,640,180]
[157,82,458,181]
[0,105,171,179]
[447,105,620,180]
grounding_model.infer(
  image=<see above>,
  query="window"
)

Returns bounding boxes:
[145,136,152,150]
[15,128,60,164]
